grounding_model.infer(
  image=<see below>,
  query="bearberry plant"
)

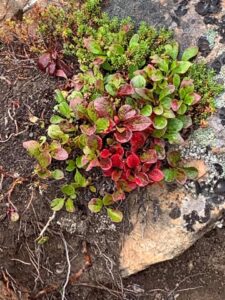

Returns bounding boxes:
[23,41,208,222]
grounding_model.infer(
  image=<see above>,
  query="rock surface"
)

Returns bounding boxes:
[0,0,29,21]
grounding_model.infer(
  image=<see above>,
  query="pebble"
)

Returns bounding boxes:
[197,36,211,57]
[214,178,225,195]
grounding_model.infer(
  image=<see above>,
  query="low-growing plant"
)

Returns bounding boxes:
[23,43,211,221]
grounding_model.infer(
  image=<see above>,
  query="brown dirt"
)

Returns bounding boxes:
[0,42,225,300]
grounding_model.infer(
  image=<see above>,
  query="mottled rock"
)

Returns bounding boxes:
[0,0,29,21]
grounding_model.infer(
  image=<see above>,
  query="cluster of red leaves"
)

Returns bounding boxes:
[98,137,164,200]
[72,97,165,200]
[38,51,73,78]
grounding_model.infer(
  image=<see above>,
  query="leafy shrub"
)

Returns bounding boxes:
[23,43,207,221]
[37,0,172,73]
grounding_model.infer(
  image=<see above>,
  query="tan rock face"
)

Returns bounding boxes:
[120,182,225,277]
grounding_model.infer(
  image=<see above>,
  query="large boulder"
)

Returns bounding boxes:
[120,107,225,276]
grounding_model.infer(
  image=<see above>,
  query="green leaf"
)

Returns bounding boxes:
[58,102,71,119]
[184,94,194,105]
[175,168,187,184]
[89,41,103,55]
[177,115,192,128]
[153,116,168,130]
[163,109,175,118]
[88,198,103,213]
[103,194,113,206]
[50,198,65,211]
[182,46,198,61]
[37,152,51,168]
[131,75,146,88]
[164,132,184,144]
[153,105,164,115]
[172,61,192,74]
[165,42,179,60]
[76,156,85,168]
[163,168,176,182]
[89,185,97,193]
[61,184,76,196]
[110,44,124,55]
[65,198,75,213]
[141,104,152,117]
[129,34,139,47]
[66,160,76,172]
[37,236,49,245]
[167,150,181,167]
[107,208,123,223]
[183,167,198,179]
[47,125,69,143]
[173,74,180,88]
[50,115,64,124]
[55,90,66,103]
[96,118,109,133]
[151,127,167,138]
[74,169,88,187]
[105,83,117,96]
[51,169,64,180]
[167,118,183,132]
[177,103,187,115]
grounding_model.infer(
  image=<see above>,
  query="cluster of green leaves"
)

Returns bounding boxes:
[38,0,172,72]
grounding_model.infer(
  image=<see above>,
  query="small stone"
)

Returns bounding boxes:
[195,1,209,16]
[197,36,211,57]
[214,178,225,195]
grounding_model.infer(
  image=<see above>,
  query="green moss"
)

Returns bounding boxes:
[188,63,224,121]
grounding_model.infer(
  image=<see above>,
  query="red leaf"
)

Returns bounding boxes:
[126,153,140,168]
[125,115,152,131]
[118,105,137,121]
[130,132,146,152]
[93,97,112,117]
[103,168,113,177]
[140,149,158,163]
[100,149,111,159]
[56,59,73,78]
[114,128,132,143]
[148,168,164,182]
[99,157,112,171]
[52,148,68,160]
[135,172,149,187]
[192,93,201,105]
[47,62,56,75]
[86,158,100,171]
[171,99,182,111]
[112,190,126,201]
[37,53,51,71]
[110,143,124,156]
[111,169,123,181]
[116,180,137,192]
[111,154,124,168]
[181,79,193,87]
[80,124,96,136]
[55,69,67,79]
[117,84,135,96]
[87,135,102,150]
